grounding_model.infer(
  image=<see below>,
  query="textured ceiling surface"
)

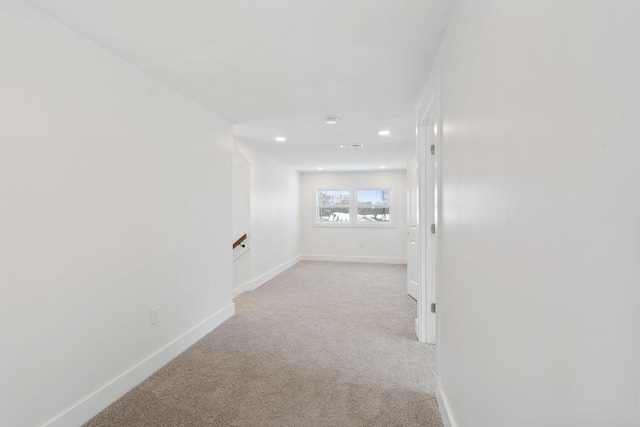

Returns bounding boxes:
[26,0,453,171]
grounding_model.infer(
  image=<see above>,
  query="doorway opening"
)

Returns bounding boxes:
[413,75,440,345]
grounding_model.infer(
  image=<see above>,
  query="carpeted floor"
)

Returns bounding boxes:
[84,261,442,427]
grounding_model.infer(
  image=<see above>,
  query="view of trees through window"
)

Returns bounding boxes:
[317,188,391,223]
[356,189,390,222]
[317,190,350,222]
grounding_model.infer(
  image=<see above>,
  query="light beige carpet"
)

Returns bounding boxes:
[84,261,442,427]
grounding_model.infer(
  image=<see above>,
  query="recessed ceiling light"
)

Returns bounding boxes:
[317,167,323,171]
[325,118,338,125]
[340,144,364,149]
[275,136,286,142]
[379,166,386,169]
[378,130,391,136]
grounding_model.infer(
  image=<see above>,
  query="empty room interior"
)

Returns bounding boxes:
[1,1,639,426]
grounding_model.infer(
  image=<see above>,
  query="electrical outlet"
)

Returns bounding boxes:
[151,307,159,325]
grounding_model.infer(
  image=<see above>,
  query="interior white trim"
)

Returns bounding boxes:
[250,256,302,291]
[301,254,407,265]
[415,69,440,346]
[420,66,449,427]
[436,386,456,427]
[313,186,397,228]
[232,281,251,298]
[44,303,235,427]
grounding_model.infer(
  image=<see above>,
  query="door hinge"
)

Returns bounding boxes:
[431,224,435,234]
[430,144,435,155]
[431,303,436,313]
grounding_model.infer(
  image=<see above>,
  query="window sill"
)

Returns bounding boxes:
[313,222,396,229]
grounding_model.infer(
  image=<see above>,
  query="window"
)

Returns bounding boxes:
[356,189,390,223]
[317,189,350,222]
[315,188,393,226]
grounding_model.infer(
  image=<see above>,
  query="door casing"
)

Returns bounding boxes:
[406,156,419,301]
[415,74,440,345]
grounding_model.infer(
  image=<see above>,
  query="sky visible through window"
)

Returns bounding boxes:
[357,189,390,206]
[318,190,350,206]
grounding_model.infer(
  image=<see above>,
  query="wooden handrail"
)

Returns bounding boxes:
[233,234,247,249]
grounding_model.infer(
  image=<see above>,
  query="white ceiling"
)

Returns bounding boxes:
[25,0,453,171]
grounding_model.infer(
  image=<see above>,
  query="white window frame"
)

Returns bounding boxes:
[314,187,395,228]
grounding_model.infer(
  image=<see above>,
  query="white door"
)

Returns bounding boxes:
[406,156,419,301]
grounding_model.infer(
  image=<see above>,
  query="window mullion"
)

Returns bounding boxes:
[350,188,356,223]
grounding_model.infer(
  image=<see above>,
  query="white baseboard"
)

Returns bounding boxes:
[436,385,456,427]
[232,281,250,298]
[301,254,407,265]
[45,303,235,427]
[250,255,302,291]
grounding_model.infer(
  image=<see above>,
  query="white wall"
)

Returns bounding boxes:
[232,145,251,296]
[235,141,301,289]
[300,170,407,264]
[430,1,640,426]
[0,2,234,426]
